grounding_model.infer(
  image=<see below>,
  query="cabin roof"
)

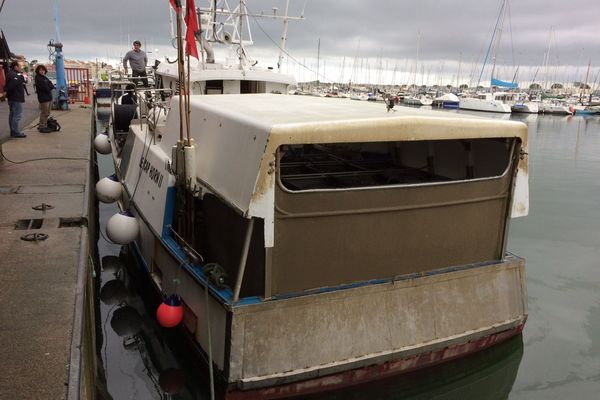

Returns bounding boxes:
[186,94,527,142]
[163,94,527,220]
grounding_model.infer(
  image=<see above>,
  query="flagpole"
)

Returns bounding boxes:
[175,0,184,142]
[186,54,191,143]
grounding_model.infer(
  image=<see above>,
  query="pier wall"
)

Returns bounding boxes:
[0,106,98,399]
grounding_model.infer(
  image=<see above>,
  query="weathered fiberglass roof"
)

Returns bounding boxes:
[160,94,528,228]
[184,93,527,142]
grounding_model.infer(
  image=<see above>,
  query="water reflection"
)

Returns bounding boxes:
[303,335,524,400]
[159,368,187,396]
[99,279,128,305]
[507,111,600,399]
[110,306,143,337]
[101,255,123,275]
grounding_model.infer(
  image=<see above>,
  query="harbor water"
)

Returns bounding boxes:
[96,108,600,399]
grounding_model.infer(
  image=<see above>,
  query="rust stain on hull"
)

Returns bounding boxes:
[225,323,525,400]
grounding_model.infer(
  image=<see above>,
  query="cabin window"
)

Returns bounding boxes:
[205,80,223,95]
[278,138,516,191]
[241,80,259,93]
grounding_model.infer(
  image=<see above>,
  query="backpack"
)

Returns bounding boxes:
[46,116,61,132]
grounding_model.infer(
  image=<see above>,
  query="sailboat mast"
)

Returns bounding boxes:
[456,51,462,90]
[477,0,506,88]
[580,60,591,104]
[317,38,320,83]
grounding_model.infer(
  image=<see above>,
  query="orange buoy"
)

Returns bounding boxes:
[156,294,184,328]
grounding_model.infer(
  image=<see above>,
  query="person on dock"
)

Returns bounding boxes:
[5,60,26,138]
[34,65,55,133]
[123,40,148,87]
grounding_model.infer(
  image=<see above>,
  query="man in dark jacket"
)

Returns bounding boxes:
[5,60,26,138]
[34,64,55,133]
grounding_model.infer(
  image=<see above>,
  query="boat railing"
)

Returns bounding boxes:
[110,85,173,143]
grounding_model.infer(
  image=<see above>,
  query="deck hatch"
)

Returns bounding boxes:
[59,217,88,228]
[14,218,44,230]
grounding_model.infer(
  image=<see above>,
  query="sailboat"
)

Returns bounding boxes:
[511,92,539,114]
[403,31,433,106]
[572,61,598,115]
[459,0,516,114]
[95,1,530,398]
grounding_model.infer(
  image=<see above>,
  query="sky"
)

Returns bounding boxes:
[1,0,600,87]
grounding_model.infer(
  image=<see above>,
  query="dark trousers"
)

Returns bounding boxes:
[132,70,148,87]
[8,101,23,135]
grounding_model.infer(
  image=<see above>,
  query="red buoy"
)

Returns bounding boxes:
[156,294,184,328]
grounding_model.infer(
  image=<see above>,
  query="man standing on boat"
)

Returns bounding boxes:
[123,40,148,87]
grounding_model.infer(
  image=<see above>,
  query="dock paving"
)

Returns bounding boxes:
[0,106,94,399]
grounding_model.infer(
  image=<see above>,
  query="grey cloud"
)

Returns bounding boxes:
[1,0,598,82]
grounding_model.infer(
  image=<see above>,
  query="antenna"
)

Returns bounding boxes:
[277,0,290,72]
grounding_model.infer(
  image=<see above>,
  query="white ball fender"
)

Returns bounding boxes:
[106,210,139,245]
[96,174,121,203]
[94,132,111,154]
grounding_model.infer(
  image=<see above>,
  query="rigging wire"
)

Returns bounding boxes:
[477,0,506,87]
[247,6,335,83]
[0,0,6,16]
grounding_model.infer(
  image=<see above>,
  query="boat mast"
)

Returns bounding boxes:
[541,26,553,91]
[579,60,591,104]
[277,0,291,73]
[477,0,506,89]
[456,51,462,91]
[316,37,320,84]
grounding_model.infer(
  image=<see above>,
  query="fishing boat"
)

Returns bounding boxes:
[97,88,529,398]
[95,1,530,397]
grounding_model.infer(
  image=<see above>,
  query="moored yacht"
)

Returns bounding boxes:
[459,91,513,113]
[511,93,539,113]
[402,93,433,106]
[433,92,460,108]
[538,100,573,115]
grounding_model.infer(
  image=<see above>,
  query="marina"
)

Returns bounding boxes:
[3,95,600,399]
[2,0,600,399]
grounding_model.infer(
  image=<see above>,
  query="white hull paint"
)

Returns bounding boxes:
[459,97,512,113]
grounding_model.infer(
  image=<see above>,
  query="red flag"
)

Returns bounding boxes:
[185,0,199,59]
[169,0,178,10]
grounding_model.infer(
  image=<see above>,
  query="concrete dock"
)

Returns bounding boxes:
[0,106,96,399]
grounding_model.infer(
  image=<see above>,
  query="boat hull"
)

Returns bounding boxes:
[459,98,512,113]
[539,103,573,115]
[128,214,527,397]
[224,322,525,400]
[511,102,539,114]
